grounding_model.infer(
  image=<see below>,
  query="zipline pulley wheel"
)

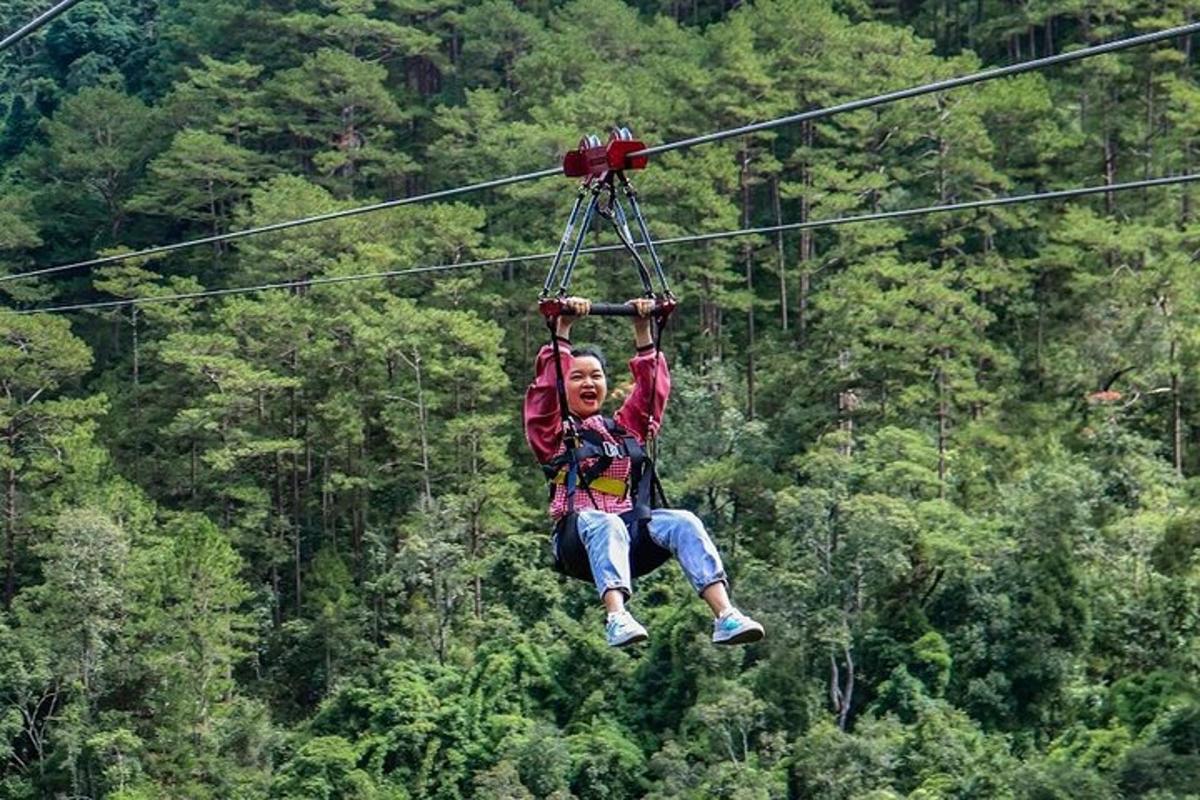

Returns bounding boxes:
[539,127,675,325]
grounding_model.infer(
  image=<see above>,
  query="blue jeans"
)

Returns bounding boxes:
[575,508,728,599]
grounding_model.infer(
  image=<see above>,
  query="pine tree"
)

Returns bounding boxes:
[31,85,160,241]
[127,129,267,252]
[0,313,103,608]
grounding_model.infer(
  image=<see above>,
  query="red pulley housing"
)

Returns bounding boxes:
[562,127,648,179]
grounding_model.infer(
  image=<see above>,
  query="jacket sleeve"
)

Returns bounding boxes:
[524,342,571,464]
[613,347,670,444]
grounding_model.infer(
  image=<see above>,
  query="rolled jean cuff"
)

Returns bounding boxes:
[599,579,632,600]
[693,573,728,597]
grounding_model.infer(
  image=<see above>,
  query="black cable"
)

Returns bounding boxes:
[0,0,88,52]
[1,168,562,284]
[11,172,1197,316]
[6,21,1197,284]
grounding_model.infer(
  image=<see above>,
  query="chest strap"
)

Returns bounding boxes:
[542,417,658,517]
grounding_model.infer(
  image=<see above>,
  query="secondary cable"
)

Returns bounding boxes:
[12,172,1198,316]
[1,0,89,52]
[6,20,1198,285]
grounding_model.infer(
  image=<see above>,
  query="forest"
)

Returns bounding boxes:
[2,0,1200,797]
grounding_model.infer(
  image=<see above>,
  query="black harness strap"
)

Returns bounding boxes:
[545,320,581,514]
[543,418,654,512]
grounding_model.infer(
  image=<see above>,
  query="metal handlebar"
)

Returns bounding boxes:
[539,298,676,319]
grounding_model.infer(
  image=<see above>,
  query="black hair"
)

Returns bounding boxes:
[570,344,609,379]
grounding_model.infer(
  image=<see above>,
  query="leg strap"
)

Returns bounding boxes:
[551,512,672,583]
[551,513,594,583]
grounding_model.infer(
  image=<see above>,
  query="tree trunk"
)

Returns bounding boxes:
[469,433,483,619]
[797,120,814,347]
[1185,11,1194,64]
[412,348,434,510]
[937,351,949,498]
[1035,272,1046,385]
[291,350,303,611]
[1144,66,1155,214]
[838,390,857,457]
[472,514,483,621]
[772,176,788,330]
[323,452,333,552]
[1184,142,1194,225]
[353,445,365,565]
[271,561,281,627]
[798,270,810,349]
[4,462,16,609]
[700,275,721,360]
[275,454,294,616]
[1172,339,1183,477]
[190,442,198,501]
[741,148,756,421]
[131,306,140,397]
[293,509,302,614]
[829,643,855,731]
[839,642,855,730]
[1104,126,1117,215]
[325,641,333,694]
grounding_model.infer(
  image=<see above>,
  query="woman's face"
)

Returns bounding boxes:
[567,355,607,417]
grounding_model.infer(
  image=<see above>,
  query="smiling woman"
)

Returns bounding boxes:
[565,345,609,417]
[523,296,764,649]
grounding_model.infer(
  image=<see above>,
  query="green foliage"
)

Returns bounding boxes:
[4,0,1200,796]
[127,129,266,232]
[273,735,381,800]
[25,85,160,242]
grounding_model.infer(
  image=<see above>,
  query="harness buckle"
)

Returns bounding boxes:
[602,441,622,458]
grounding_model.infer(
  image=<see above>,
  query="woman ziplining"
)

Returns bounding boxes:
[524,296,765,647]
[523,130,764,648]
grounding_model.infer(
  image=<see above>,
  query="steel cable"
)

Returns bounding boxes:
[12,172,1198,315]
[1,0,88,52]
[5,20,1198,284]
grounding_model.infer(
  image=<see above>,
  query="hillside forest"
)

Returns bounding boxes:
[3,0,1200,797]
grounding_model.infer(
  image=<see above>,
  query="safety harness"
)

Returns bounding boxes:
[540,416,663,519]
[538,128,676,581]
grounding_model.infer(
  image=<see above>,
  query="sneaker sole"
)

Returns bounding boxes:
[611,631,649,648]
[714,626,765,646]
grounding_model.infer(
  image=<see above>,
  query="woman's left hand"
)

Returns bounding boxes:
[627,298,655,318]
[627,298,655,348]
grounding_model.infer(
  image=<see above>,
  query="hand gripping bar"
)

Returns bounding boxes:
[539,297,676,319]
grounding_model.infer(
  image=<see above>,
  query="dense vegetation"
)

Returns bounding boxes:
[3,0,1200,797]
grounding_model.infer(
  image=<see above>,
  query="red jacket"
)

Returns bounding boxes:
[524,343,670,519]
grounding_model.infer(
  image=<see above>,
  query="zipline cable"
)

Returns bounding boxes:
[5,20,1198,285]
[0,0,88,52]
[0,167,562,284]
[12,172,1198,316]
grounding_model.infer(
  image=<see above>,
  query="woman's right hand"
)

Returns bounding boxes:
[556,296,590,338]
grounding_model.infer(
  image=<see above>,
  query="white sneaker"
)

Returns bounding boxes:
[605,611,649,647]
[712,608,765,645]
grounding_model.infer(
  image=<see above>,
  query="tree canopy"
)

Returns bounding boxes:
[3,0,1200,797]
